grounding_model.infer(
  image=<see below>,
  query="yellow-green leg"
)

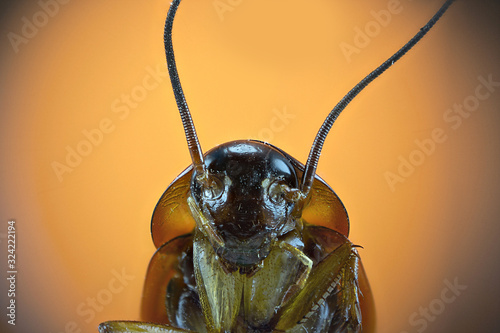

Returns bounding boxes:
[274,241,362,332]
[98,321,195,333]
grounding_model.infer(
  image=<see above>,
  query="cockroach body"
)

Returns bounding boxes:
[99,0,455,332]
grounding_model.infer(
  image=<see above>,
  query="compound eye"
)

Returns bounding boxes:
[200,175,224,200]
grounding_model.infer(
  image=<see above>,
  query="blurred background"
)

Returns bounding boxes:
[1,0,499,332]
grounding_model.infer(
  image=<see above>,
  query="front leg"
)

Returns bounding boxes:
[98,321,195,333]
[274,241,362,333]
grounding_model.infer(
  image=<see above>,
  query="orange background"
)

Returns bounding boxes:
[1,1,500,332]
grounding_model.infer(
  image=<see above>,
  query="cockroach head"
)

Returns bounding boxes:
[189,140,302,268]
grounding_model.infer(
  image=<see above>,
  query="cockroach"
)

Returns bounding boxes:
[99,0,455,332]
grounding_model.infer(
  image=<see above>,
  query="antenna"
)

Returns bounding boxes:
[164,0,205,176]
[300,0,455,197]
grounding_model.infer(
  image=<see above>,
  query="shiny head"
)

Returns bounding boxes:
[189,140,301,269]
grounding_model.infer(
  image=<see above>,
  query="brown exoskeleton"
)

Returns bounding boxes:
[99,0,455,332]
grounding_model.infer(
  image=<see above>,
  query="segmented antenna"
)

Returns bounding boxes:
[300,0,455,197]
[165,0,205,176]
